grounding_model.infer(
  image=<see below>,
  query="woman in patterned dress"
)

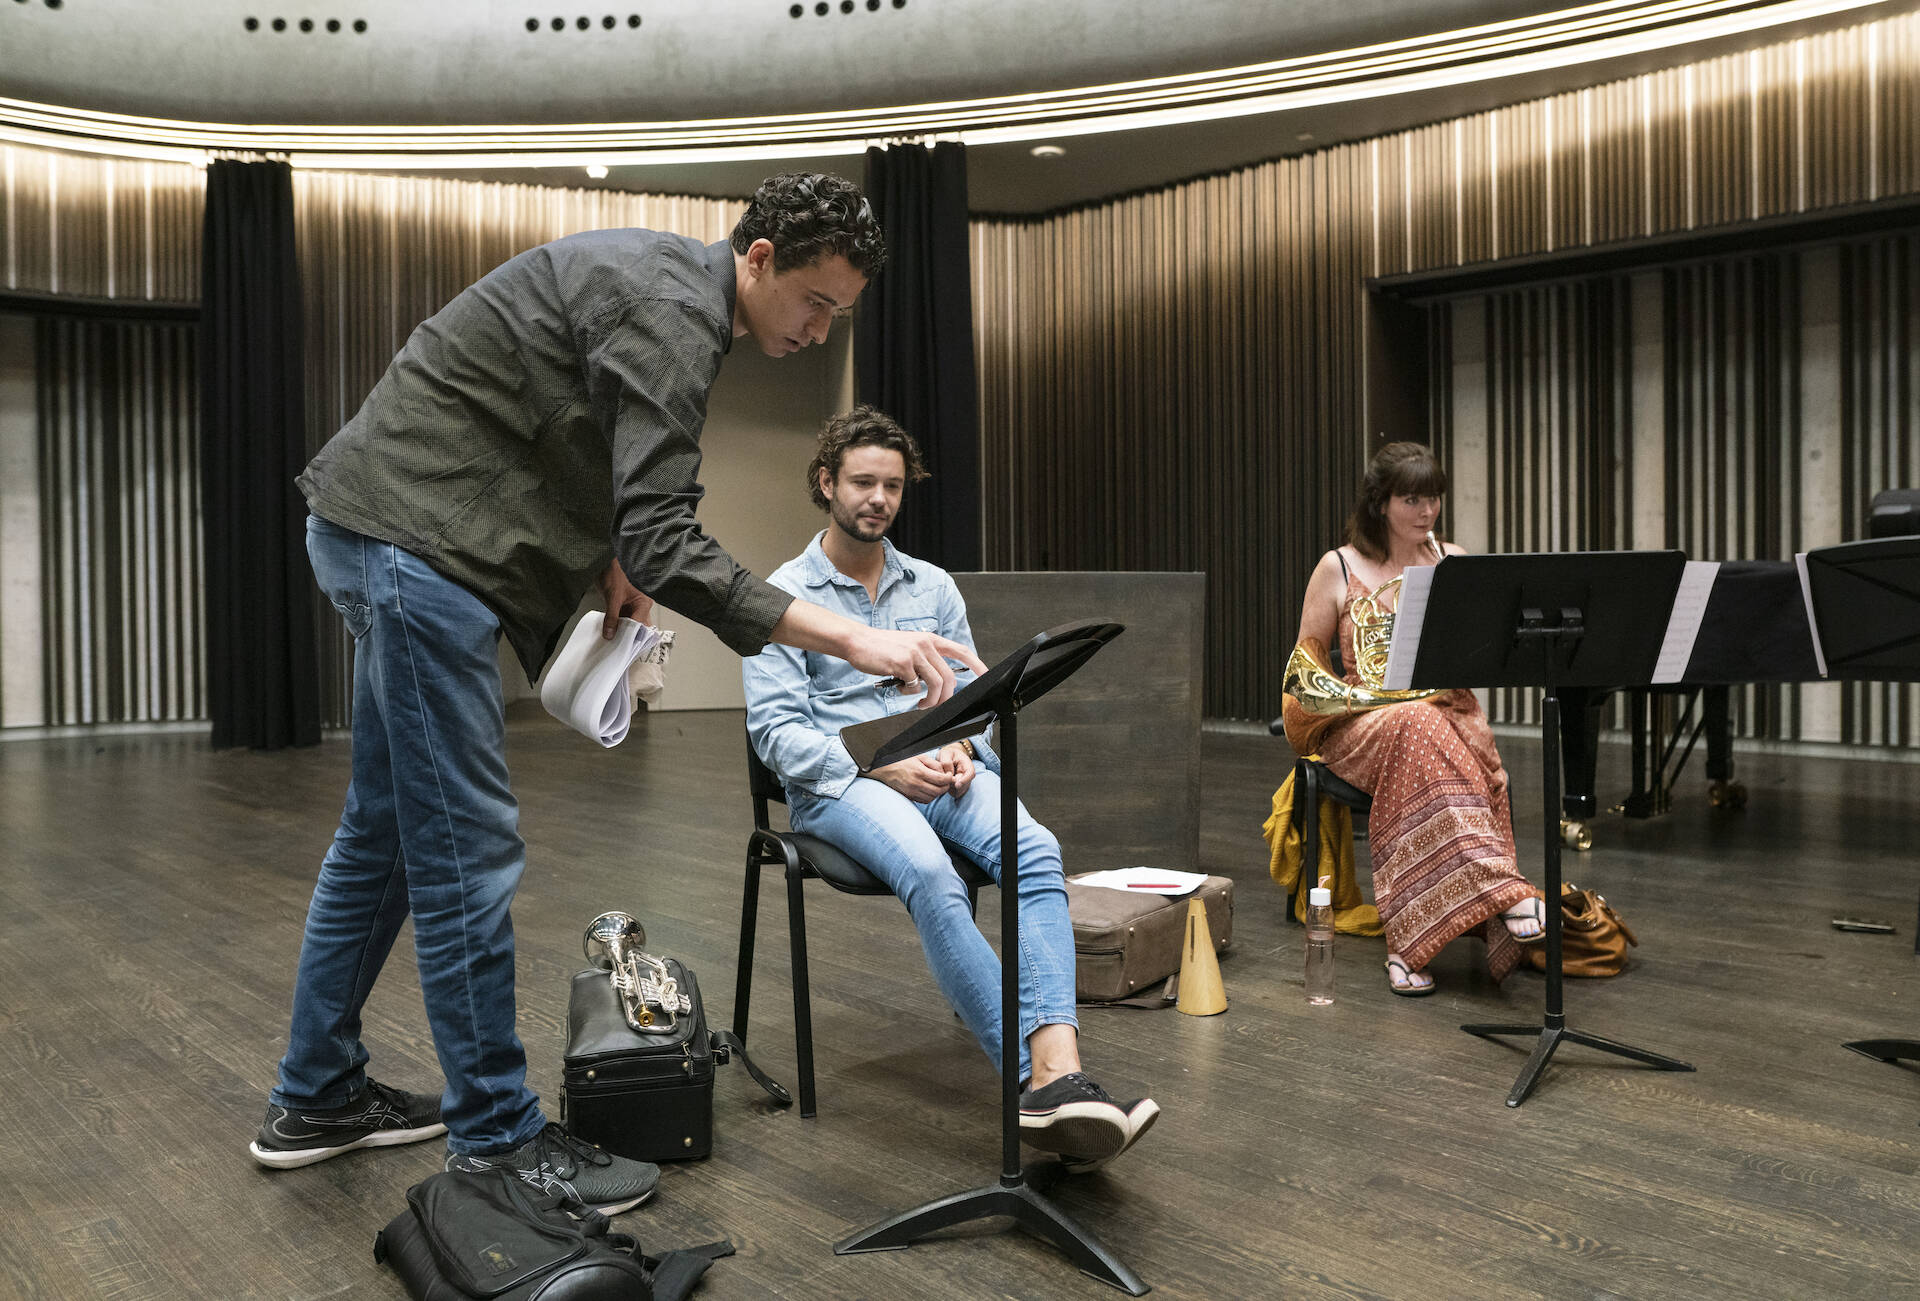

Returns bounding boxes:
[1294,442,1545,995]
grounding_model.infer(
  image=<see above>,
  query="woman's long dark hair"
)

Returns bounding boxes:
[1342,442,1448,562]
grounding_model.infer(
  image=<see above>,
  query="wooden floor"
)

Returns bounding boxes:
[3,706,1918,1300]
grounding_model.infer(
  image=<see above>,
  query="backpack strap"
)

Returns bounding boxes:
[640,1240,735,1301]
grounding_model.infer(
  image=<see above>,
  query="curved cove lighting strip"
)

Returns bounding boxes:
[0,0,1887,169]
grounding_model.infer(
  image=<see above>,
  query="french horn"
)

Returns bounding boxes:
[1281,572,1446,754]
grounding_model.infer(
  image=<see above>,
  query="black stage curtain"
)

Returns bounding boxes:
[855,142,981,571]
[199,159,319,750]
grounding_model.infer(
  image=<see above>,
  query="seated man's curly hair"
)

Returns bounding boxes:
[730,172,888,278]
[807,406,929,510]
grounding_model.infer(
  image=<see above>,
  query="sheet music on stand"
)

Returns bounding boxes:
[1381,565,1436,691]
[1388,555,1725,690]
[1651,561,1721,684]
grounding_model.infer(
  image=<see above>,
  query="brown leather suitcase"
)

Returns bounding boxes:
[1067,875,1233,1002]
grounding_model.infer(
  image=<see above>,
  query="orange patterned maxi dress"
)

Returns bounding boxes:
[1316,572,1542,980]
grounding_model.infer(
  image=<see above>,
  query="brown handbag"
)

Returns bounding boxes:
[1524,883,1638,978]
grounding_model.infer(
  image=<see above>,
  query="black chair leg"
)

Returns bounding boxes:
[786,867,818,1119]
[734,856,761,1042]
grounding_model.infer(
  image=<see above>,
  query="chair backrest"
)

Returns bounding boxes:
[743,728,786,829]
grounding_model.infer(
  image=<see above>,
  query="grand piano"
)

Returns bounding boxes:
[1559,494,1920,866]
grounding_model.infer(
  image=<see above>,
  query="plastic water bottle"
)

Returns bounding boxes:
[1304,886,1335,1005]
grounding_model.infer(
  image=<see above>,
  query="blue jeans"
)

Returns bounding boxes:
[787,771,1078,1083]
[272,515,543,1155]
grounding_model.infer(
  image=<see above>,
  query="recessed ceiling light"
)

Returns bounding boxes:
[1029,144,1065,158]
[585,164,610,178]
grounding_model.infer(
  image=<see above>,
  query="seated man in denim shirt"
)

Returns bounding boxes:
[742,407,1159,1169]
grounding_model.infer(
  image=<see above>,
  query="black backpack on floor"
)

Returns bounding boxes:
[374,1168,731,1301]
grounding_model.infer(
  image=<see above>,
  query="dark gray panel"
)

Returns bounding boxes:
[952,571,1203,873]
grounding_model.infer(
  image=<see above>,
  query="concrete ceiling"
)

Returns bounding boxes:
[1,0,1905,212]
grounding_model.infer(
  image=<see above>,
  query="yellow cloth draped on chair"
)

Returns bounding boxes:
[1262,765,1383,936]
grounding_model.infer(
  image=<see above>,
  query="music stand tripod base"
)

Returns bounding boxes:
[834,1172,1147,1295]
[1461,1014,1695,1108]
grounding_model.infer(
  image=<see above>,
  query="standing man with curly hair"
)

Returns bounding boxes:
[251,173,985,1214]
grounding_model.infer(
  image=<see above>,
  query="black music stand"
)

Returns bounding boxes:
[831,620,1145,1296]
[1389,552,1699,1106]
[1800,537,1920,1071]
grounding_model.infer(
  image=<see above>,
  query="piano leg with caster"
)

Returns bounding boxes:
[1556,687,1604,851]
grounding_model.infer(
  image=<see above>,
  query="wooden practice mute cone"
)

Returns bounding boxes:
[1175,896,1227,1016]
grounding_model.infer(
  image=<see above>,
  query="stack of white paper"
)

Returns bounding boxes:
[1068,867,1209,896]
[540,611,667,748]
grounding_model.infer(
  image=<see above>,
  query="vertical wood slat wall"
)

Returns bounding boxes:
[1,150,202,728]
[29,317,202,726]
[1840,236,1919,746]
[971,12,1920,725]
[3,149,203,300]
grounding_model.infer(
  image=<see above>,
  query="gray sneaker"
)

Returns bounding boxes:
[248,1078,446,1170]
[446,1123,659,1215]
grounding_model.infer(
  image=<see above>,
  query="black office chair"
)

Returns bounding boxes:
[733,731,991,1117]
[1268,718,1372,920]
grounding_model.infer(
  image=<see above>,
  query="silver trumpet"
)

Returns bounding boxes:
[582,911,690,1033]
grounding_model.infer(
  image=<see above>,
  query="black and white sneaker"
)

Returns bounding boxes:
[1061,1096,1160,1174]
[248,1078,447,1170]
[446,1123,659,1216]
[1018,1072,1130,1163]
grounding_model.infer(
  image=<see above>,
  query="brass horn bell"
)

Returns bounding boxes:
[1280,636,1444,755]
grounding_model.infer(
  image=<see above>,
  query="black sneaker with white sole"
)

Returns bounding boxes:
[249,1078,447,1170]
[1018,1072,1130,1162]
[445,1122,659,1216]
[1061,1096,1160,1174]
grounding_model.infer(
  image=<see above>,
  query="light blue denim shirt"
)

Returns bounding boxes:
[743,532,998,800]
